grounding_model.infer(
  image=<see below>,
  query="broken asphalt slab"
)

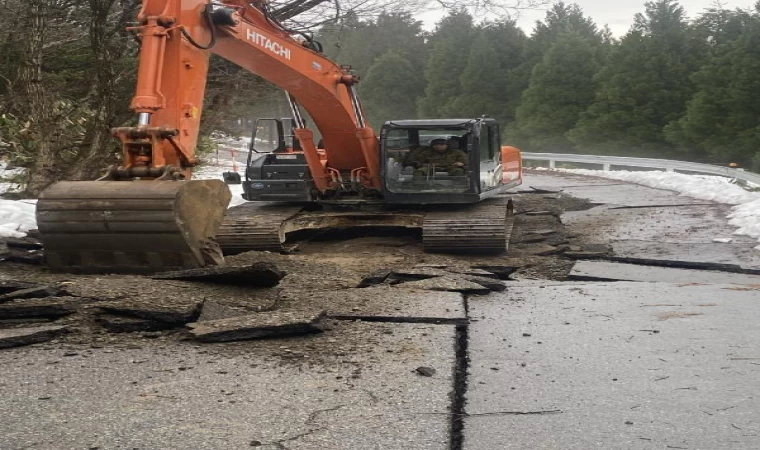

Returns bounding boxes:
[197,294,278,322]
[187,309,326,342]
[611,240,760,271]
[291,287,465,323]
[0,322,454,449]
[151,262,285,287]
[96,297,204,326]
[569,260,760,285]
[0,280,43,295]
[358,267,506,294]
[0,325,68,349]
[95,314,175,333]
[0,296,80,319]
[560,202,760,270]
[0,285,68,303]
[396,277,492,295]
[465,282,760,450]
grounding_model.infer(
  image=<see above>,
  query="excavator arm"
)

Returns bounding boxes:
[36,0,381,273]
[120,0,381,190]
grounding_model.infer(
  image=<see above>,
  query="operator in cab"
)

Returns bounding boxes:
[405,138,467,177]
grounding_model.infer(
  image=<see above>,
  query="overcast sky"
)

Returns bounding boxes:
[417,1,755,36]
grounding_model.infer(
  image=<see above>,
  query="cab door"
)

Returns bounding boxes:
[478,122,501,191]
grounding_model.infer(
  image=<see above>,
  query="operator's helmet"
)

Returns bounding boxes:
[431,138,447,146]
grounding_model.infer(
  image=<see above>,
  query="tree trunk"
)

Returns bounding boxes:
[69,0,137,181]
[18,0,57,196]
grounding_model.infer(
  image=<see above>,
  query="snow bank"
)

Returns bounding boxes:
[0,155,246,239]
[558,168,760,249]
[0,160,23,195]
[0,161,34,237]
[0,199,36,238]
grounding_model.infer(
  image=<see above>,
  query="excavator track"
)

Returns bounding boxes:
[216,203,305,253]
[423,197,514,253]
[216,198,514,255]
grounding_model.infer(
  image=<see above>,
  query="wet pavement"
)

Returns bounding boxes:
[2,169,760,449]
[465,282,760,450]
[461,171,760,449]
[0,322,454,450]
[570,260,760,284]
[531,172,760,270]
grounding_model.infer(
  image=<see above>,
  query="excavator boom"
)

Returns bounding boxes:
[35,0,523,272]
[36,0,382,273]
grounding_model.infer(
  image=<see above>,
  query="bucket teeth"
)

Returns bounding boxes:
[36,180,231,274]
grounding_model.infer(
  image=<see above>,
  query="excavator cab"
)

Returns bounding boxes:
[243,118,315,202]
[381,118,521,204]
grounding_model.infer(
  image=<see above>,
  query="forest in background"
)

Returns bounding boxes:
[1,0,759,197]
[327,1,760,171]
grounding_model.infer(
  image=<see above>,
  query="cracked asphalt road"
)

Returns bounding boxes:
[1,170,759,450]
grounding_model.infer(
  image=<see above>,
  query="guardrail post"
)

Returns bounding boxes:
[549,160,556,169]
[603,163,610,171]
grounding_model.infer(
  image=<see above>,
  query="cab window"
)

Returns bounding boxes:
[480,125,495,161]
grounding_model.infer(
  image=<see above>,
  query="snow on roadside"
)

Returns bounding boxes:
[0,161,35,238]
[0,199,36,238]
[0,156,246,239]
[3,154,755,246]
[556,168,760,250]
[194,155,248,207]
[0,160,23,196]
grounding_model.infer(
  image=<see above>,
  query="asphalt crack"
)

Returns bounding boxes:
[565,255,760,275]
[449,295,470,450]
[329,315,464,325]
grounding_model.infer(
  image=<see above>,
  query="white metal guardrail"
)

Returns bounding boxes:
[522,152,760,185]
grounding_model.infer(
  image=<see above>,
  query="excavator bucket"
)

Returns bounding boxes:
[36,180,232,274]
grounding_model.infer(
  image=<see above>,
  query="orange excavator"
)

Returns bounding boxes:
[35,0,523,273]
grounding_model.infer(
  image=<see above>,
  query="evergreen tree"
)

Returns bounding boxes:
[450,31,506,119]
[315,12,367,69]
[480,21,528,125]
[510,32,600,151]
[507,3,605,133]
[569,0,704,155]
[361,51,422,129]
[665,13,760,166]
[417,10,475,118]
[529,2,604,54]
[316,11,425,77]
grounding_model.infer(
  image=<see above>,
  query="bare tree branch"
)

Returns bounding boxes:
[266,0,556,29]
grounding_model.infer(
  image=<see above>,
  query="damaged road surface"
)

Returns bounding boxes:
[1,169,760,449]
[0,252,474,449]
[0,322,455,450]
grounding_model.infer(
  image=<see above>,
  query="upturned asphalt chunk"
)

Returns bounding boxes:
[0,325,68,349]
[399,277,492,295]
[0,285,68,303]
[0,296,79,319]
[97,297,204,325]
[187,309,327,342]
[152,262,285,287]
[95,314,174,333]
